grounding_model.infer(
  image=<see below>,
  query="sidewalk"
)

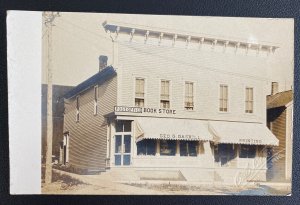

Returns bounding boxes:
[46,169,167,195]
[42,169,291,195]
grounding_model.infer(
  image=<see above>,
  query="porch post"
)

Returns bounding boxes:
[176,140,180,156]
[156,139,160,156]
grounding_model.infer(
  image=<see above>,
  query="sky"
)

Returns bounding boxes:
[42,12,294,92]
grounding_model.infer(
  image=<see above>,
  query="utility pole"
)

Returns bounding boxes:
[43,11,60,184]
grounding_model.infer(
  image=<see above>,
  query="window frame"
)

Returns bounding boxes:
[160,79,171,109]
[134,77,146,108]
[245,86,254,114]
[94,85,98,115]
[219,84,229,112]
[184,81,195,111]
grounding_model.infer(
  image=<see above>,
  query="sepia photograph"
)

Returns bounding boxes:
[17,12,295,195]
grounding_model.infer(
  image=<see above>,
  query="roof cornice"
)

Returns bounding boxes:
[103,20,280,51]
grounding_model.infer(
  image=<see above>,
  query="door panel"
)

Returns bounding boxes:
[114,134,131,166]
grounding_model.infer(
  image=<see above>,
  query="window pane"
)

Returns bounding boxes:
[224,86,228,99]
[124,135,131,153]
[115,155,121,165]
[147,140,156,155]
[115,135,122,153]
[137,140,146,155]
[218,144,235,166]
[160,140,176,156]
[180,141,188,156]
[123,155,131,165]
[214,145,219,162]
[123,121,132,132]
[135,99,144,107]
[239,145,248,158]
[137,140,156,156]
[116,121,123,132]
[248,145,256,158]
[161,100,170,109]
[188,141,197,156]
[136,78,144,96]
[239,145,256,158]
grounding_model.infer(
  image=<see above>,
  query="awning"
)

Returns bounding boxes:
[208,121,279,146]
[135,117,213,142]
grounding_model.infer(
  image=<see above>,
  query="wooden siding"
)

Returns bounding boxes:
[268,107,287,181]
[63,76,117,170]
[117,41,267,123]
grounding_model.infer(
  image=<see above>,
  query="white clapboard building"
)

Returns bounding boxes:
[62,21,279,184]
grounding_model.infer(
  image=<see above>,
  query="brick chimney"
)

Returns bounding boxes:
[99,55,108,72]
[271,82,279,95]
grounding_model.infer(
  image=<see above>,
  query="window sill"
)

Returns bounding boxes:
[184,108,195,112]
[218,111,231,114]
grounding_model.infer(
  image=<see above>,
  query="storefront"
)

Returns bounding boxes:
[106,110,279,183]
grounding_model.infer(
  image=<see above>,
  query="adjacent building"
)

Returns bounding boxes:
[267,83,293,182]
[61,21,279,184]
[41,84,73,163]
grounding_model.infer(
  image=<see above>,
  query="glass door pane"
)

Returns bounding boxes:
[115,135,122,166]
[124,135,131,153]
[123,155,131,165]
[115,135,122,153]
[123,135,131,165]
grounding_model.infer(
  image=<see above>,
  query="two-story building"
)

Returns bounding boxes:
[61,21,279,184]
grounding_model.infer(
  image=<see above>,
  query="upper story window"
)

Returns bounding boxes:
[184,82,194,110]
[219,84,228,112]
[135,78,145,107]
[94,86,98,115]
[160,80,170,108]
[76,96,80,122]
[245,87,254,113]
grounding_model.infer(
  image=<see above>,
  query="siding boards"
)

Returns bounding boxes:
[118,42,267,123]
[64,76,117,170]
[268,107,287,181]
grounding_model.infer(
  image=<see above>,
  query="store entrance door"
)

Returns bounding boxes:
[114,134,131,166]
[114,120,132,166]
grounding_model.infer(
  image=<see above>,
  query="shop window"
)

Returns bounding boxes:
[160,80,170,108]
[185,82,194,110]
[214,144,236,166]
[239,145,256,158]
[219,84,228,112]
[116,120,132,132]
[135,78,145,107]
[160,140,176,156]
[245,87,254,113]
[137,140,156,156]
[180,141,197,156]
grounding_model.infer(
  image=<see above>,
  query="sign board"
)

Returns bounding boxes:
[114,106,176,115]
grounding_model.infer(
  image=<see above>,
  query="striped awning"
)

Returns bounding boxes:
[208,121,279,146]
[135,117,213,142]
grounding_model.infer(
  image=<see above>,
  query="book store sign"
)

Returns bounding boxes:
[114,106,176,115]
